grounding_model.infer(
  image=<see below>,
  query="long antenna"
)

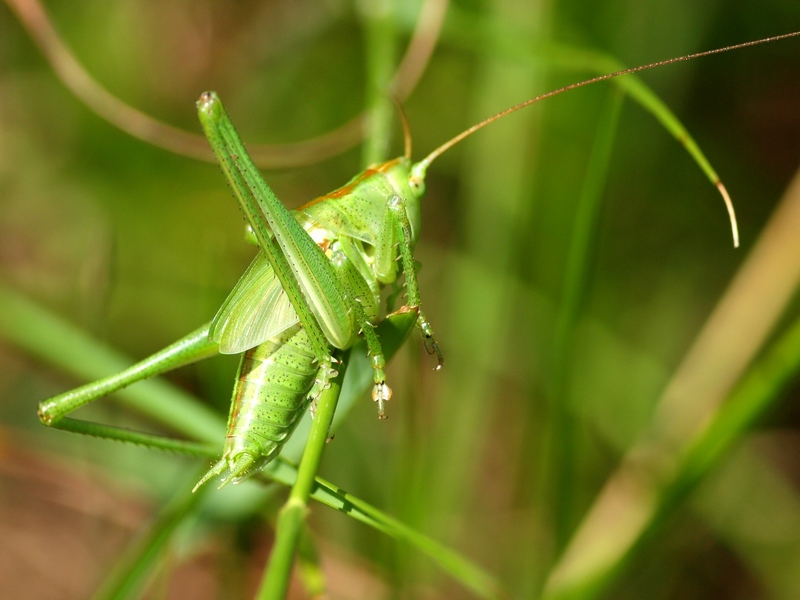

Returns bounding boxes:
[391,95,413,160]
[413,30,800,248]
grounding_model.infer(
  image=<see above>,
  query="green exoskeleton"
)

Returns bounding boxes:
[192,92,443,488]
[37,92,442,490]
[37,33,797,490]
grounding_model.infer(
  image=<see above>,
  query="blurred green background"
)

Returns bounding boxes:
[2,0,800,598]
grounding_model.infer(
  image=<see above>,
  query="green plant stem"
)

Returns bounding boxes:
[262,458,504,600]
[0,290,497,597]
[0,285,223,442]
[545,87,624,550]
[296,527,326,598]
[256,353,348,600]
[359,0,397,166]
[91,469,211,600]
[431,7,736,239]
[542,311,800,599]
[341,484,505,599]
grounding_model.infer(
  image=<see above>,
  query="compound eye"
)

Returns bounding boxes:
[409,176,426,197]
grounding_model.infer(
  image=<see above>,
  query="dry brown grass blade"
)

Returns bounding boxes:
[5,0,449,168]
[543,163,800,598]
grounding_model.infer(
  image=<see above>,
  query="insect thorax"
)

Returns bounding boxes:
[299,157,422,250]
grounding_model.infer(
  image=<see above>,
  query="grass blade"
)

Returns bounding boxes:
[262,458,505,599]
[543,169,800,598]
[91,472,210,600]
[543,87,624,551]
[0,288,497,596]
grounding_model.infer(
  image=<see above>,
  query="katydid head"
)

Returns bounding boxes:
[408,162,426,198]
[406,31,800,249]
[381,157,424,243]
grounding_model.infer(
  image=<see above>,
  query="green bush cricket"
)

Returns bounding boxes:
[35,31,800,491]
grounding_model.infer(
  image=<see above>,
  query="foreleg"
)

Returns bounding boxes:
[387,195,444,369]
[331,248,392,417]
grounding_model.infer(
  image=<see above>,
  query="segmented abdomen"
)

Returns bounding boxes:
[218,324,318,484]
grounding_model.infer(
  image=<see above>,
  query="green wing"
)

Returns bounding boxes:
[210,252,299,354]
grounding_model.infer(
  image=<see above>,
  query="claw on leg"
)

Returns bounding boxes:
[424,336,444,370]
[417,314,444,370]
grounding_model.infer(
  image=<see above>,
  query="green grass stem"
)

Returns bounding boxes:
[0,287,498,597]
[91,470,211,600]
[435,8,735,238]
[360,0,398,167]
[256,355,348,600]
[0,285,224,443]
[542,312,800,600]
[260,459,505,599]
[545,87,624,551]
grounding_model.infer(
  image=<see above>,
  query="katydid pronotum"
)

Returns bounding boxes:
[36,32,800,491]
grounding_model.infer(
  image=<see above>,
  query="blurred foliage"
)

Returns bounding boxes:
[2,0,800,599]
